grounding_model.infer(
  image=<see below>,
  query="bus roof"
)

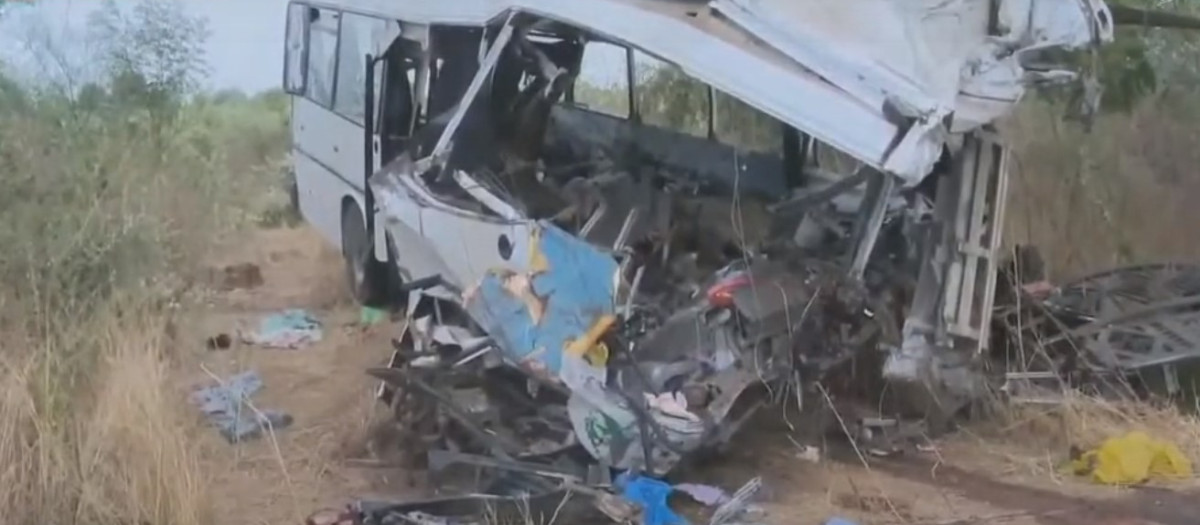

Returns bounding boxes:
[293,0,1113,184]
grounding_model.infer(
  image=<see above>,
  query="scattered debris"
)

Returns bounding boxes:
[360,306,388,326]
[354,489,582,525]
[189,370,292,442]
[795,446,822,463]
[206,333,232,350]
[243,309,322,349]
[996,261,1200,401]
[210,262,264,291]
[674,483,730,507]
[609,475,762,525]
[1068,431,1193,485]
[834,492,912,519]
[305,507,359,525]
[617,473,687,525]
[710,477,766,525]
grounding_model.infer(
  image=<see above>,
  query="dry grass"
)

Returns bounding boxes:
[0,89,287,525]
[955,93,1200,481]
[0,301,210,525]
[955,392,1200,483]
[1004,96,1200,278]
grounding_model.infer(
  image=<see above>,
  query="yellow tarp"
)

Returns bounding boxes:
[1070,431,1193,485]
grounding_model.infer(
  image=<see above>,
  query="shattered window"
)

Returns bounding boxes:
[812,141,864,177]
[305,7,339,108]
[572,41,630,119]
[334,13,389,123]
[284,3,307,95]
[633,50,710,139]
[713,90,782,155]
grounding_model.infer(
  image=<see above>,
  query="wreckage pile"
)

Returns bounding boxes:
[996,259,1200,403]
[295,0,1188,523]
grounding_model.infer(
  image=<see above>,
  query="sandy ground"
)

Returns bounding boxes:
[180,226,1199,525]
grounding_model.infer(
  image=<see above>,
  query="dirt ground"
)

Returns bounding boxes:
[180,226,1200,525]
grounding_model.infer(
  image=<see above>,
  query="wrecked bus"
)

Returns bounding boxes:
[281,0,1115,512]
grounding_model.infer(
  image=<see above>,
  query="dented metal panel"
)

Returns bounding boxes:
[712,0,1114,133]
[711,0,976,120]
[464,223,618,384]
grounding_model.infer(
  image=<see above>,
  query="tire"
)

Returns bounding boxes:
[341,201,391,307]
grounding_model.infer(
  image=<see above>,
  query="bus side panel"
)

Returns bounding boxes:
[292,96,368,252]
[293,152,351,249]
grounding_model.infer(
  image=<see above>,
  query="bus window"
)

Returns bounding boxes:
[284,3,307,94]
[429,26,483,117]
[571,41,630,119]
[713,90,782,155]
[632,50,709,138]
[305,7,339,108]
[334,13,390,123]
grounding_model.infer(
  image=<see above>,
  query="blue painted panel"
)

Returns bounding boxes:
[467,222,617,377]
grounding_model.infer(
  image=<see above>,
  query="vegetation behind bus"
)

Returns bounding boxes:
[0,1,289,524]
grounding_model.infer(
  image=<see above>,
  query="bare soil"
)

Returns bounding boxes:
[185,226,1200,525]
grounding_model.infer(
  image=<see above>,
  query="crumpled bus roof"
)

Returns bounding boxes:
[318,0,1113,184]
[712,0,1113,131]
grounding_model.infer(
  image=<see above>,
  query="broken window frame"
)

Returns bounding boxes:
[304,6,341,109]
[567,38,633,120]
[562,36,841,185]
[334,12,392,124]
[374,22,425,166]
[388,9,902,249]
[389,15,519,225]
[712,88,784,156]
[631,49,713,140]
[285,2,409,129]
[283,2,310,96]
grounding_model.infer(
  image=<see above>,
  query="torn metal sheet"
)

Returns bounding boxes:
[355,487,581,525]
[1001,263,1200,380]
[464,223,617,386]
[711,0,1114,132]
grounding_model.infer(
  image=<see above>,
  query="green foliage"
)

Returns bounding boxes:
[1057,1,1200,113]
[573,80,628,117]
[0,0,288,321]
[0,68,27,111]
[634,59,710,139]
[0,94,288,317]
[1094,29,1160,112]
[88,0,210,116]
[577,60,785,156]
[210,87,248,104]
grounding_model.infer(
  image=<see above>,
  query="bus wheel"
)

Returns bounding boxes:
[341,201,389,307]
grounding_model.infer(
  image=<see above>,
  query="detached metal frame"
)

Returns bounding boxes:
[892,131,1012,383]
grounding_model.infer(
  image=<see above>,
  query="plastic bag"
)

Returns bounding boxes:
[1070,431,1193,485]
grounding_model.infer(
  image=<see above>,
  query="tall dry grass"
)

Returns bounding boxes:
[983,93,1200,470]
[0,90,288,525]
[1004,95,1200,278]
